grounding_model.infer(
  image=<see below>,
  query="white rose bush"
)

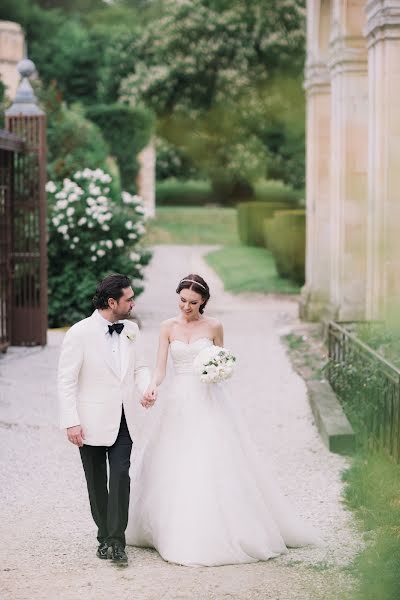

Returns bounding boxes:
[193,346,236,384]
[46,168,151,326]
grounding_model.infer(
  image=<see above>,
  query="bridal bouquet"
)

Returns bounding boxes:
[193,346,236,383]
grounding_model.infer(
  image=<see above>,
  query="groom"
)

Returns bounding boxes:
[58,273,154,564]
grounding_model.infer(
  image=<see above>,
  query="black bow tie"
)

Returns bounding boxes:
[108,323,124,335]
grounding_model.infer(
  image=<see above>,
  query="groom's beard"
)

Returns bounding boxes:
[113,308,131,321]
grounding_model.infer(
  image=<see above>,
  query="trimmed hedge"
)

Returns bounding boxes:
[87,103,154,193]
[154,178,302,208]
[156,179,213,206]
[264,209,305,284]
[254,180,304,205]
[237,202,291,246]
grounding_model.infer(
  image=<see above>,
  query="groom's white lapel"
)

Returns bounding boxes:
[91,315,118,378]
[119,329,132,381]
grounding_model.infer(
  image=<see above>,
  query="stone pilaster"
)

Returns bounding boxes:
[300,62,332,320]
[0,21,24,99]
[136,140,156,218]
[328,33,369,320]
[365,0,400,319]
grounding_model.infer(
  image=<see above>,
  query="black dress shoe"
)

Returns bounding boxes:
[96,541,109,559]
[108,542,128,565]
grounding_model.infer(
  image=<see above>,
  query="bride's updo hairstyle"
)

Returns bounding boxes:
[176,274,210,314]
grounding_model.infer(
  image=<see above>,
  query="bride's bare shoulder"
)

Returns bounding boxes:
[204,316,223,331]
[159,318,179,334]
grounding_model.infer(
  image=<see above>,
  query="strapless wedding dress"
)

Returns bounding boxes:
[126,338,320,566]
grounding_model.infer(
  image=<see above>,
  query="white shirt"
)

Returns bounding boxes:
[94,309,122,378]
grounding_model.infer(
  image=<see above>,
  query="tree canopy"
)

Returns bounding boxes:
[1,0,306,194]
[120,0,306,194]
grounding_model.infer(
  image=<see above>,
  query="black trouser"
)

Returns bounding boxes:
[79,410,132,547]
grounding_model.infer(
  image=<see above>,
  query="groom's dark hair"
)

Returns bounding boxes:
[92,273,132,309]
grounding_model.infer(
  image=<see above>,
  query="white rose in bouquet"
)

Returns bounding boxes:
[193,346,236,383]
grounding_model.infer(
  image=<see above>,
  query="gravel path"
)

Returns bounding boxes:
[0,245,360,600]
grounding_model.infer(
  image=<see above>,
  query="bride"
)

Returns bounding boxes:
[126,274,320,566]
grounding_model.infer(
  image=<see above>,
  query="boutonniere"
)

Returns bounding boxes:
[126,331,136,342]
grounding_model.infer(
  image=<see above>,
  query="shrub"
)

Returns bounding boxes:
[155,137,199,181]
[237,202,291,246]
[46,101,110,182]
[254,180,304,205]
[156,179,213,206]
[86,103,154,193]
[46,168,151,327]
[341,452,400,600]
[263,209,305,284]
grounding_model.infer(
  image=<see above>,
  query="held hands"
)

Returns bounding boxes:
[141,384,158,409]
[67,425,85,447]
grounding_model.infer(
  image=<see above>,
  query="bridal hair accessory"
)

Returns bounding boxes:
[193,346,236,383]
[180,278,207,290]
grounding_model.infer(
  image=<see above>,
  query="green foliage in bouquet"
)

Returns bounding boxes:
[264,209,305,284]
[46,168,151,327]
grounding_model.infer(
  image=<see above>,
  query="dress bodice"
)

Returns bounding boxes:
[170,338,213,374]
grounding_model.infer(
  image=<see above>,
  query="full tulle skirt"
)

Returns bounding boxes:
[126,373,321,567]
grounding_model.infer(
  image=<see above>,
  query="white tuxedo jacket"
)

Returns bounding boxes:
[57,312,151,446]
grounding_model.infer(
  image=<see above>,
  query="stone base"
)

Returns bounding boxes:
[307,380,356,454]
[299,288,331,322]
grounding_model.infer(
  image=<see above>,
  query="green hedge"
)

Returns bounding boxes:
[254,180,304,205]
[156,179,213,206]
[87,103,154,193]
[237,202,291,246]
[44,95,110,181]
[264,209,305,284]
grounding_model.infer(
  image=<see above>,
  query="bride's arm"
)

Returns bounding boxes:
[151,322,170,386]
[213,321,224,346]
[142,322,170,407]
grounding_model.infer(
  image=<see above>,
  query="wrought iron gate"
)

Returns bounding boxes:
[0,130,24,351]
[6,115,47,346]
[0,58,48,351]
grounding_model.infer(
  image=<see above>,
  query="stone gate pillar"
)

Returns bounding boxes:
[136,140,156,218]
[0,21,24,99]
[365,0,400,319]
[328,17,369,320]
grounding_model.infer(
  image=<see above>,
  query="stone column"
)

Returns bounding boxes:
[0,21,24,99]
[136,140,156,218]
[300,62,332,320]
[365,0,400,319]
[328,33,369,320]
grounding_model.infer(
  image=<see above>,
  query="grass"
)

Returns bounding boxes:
[339,452,400,600]
[283,328,328,381]
[144,206,301,295]
[205,245,300,294]
[144,206,239,245]
[349,322,400,369]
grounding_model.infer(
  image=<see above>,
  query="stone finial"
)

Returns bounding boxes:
[5,58,44,117]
